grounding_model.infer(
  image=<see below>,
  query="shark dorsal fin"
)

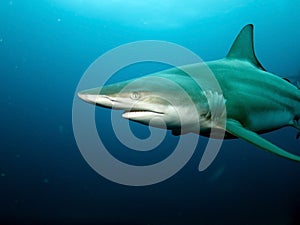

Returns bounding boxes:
[226,24,265,71]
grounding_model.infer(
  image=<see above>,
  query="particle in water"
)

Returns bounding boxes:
[58,125,64,133]
[43,178,49,183]
[1,173,5,177]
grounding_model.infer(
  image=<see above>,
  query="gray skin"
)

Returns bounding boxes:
[78,24,300,162]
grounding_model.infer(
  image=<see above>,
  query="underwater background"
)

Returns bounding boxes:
[1,0,300,224]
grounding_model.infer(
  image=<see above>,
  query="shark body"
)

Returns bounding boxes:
[78,24,300,162]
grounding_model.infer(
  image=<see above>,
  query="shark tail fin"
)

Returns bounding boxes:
[226,24,266,71]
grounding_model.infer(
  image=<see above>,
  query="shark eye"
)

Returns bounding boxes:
[130,91,140,100]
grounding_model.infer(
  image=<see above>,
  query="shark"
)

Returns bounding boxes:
[78,24,300,162]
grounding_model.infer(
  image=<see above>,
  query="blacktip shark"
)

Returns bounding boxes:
[78,24,300,162]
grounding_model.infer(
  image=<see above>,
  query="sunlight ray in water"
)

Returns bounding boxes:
[52,0,254,28]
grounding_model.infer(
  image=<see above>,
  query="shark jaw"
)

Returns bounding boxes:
[122,110,164,119]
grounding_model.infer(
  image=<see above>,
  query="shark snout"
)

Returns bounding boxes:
[78,91,140,111]
[78,90,167,119]
[78,92,117,108]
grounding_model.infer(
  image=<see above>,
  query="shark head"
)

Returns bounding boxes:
[78,74,207,133]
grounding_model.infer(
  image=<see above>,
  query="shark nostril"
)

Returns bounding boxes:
[103,96,117,102]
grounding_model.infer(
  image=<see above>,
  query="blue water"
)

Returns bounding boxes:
[1,1,300,224]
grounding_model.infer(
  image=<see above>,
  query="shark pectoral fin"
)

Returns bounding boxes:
[226,119,300,162]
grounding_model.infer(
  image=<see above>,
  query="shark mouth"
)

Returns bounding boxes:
[122,110,164,119]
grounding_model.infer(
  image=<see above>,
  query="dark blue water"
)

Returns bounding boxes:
[1,1,300,224]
